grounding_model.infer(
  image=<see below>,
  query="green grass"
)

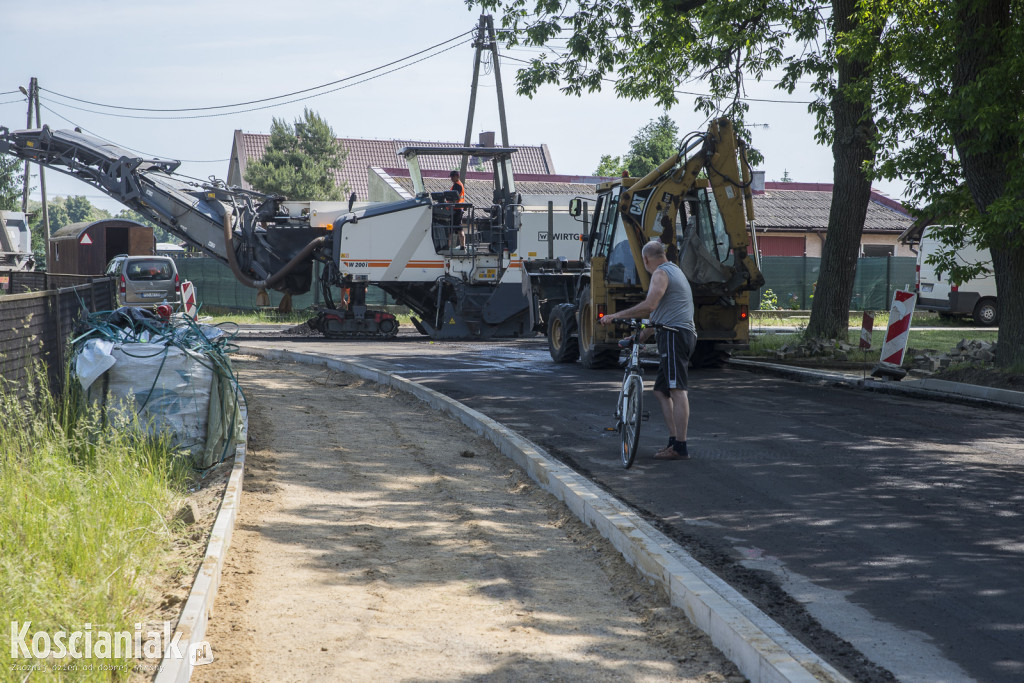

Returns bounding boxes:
[202,307,315,325]
[752,310,984,329]
[743,327,999,363]
[0,370,190,681]
[204,307,415,328]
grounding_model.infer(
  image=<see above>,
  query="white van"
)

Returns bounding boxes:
[915,225,998,326]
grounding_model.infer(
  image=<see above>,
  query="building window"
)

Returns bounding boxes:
[862,244,895,257]
[757,235,805,256]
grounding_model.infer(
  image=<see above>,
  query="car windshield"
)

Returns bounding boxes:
[126,260,173,281]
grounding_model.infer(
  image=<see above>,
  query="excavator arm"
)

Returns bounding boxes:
[0,126,326,296]
[618,117,764,295]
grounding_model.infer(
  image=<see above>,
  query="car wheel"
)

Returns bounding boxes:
[972,298,998,326]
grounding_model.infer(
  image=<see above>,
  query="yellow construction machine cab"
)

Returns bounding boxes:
[563,117,764,367]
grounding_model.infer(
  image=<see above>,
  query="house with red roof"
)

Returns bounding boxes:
[751,178,915,257]
[227,130,556,203]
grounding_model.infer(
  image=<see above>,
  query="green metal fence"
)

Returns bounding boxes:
[172,257,398,311]
[173,254,916,314]
[752,256,917,311]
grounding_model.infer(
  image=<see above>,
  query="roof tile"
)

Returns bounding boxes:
[754,189,913,233]
[235,134,553,202]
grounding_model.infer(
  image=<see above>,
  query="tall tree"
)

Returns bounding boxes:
[65,195,96,224]
[0,156,22,210]
[29,198,69,234]
[594,154,626,177]
[624,114,680,177]
[245,108,348,201]
[594,115,679,176]
[472,0,883,340]
[861,0,1024,367]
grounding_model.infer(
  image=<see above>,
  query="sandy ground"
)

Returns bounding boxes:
[194,357,743,682]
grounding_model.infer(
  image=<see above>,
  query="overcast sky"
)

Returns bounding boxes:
[3,0,907,216]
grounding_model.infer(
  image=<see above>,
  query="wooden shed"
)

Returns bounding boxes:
[48,219,154,275]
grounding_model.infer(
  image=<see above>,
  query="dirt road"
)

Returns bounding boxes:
[195,357,741,682]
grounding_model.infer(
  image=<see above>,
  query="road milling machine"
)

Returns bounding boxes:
[522,117,765,367]
[0,126,582,339]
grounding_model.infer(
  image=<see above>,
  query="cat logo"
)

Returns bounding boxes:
[629,195,645,216]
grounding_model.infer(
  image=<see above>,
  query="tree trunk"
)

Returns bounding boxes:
[950,0,1021,367]
[990,243,1024,367]
[806,0,876,341]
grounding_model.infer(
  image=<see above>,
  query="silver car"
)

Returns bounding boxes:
[105,255,181,306]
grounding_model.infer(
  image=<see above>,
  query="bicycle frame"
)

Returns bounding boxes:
[615,320,647,468]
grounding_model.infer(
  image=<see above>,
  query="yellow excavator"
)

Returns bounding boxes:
[522,117,765,367]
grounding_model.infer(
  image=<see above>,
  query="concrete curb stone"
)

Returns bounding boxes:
[729,358,1024,411]
[155,401,248,683]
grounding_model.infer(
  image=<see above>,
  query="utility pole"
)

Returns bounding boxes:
[20,84,30,214]
[19,78,48,238]
[486,14,510,148]
[461,14,511,179]
[461,16,486,180]
[32,79,49,240]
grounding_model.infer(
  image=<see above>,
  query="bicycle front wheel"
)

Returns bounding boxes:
[620,373,643,469]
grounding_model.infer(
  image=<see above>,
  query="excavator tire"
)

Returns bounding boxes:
[577,285,620,369]
[548,303,580,363]
[690,340,730,368]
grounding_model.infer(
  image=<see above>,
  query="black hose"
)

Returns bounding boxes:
[220,211,325,291]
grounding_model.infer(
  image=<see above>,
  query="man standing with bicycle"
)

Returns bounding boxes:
[600,240,697,460]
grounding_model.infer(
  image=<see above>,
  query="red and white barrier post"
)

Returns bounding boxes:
[180,280,199,320]
[871,290,916,379]
[859,311,874,350]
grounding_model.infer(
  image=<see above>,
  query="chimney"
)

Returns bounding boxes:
[751,170,766,193]
[478,131,495,147]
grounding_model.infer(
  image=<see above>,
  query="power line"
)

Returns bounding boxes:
[20,29,476,166]
[37,101,228,164]
[37,39,470,121]
[38,30,474,113]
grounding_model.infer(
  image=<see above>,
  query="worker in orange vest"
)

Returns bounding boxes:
[449,170,467,252]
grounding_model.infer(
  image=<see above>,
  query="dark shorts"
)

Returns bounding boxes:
[653,327,696,394]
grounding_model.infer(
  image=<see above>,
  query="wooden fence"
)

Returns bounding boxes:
[0,272,116,400]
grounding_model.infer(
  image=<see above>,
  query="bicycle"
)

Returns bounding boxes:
[613,319,650,469]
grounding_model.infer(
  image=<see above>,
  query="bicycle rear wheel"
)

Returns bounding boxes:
[620,373,643,468]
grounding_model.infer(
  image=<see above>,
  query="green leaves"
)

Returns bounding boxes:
[244,108,348,201]
[863,0,1024,243]
[0,155,22,211]
[625,114,680,177]
[594,154,626,176]
[593,114,681,177]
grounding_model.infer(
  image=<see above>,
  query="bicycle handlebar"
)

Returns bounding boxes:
[622,319,686,334]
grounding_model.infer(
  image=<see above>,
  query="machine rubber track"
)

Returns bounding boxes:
[308,309,400,340]
[321,327,399,340]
